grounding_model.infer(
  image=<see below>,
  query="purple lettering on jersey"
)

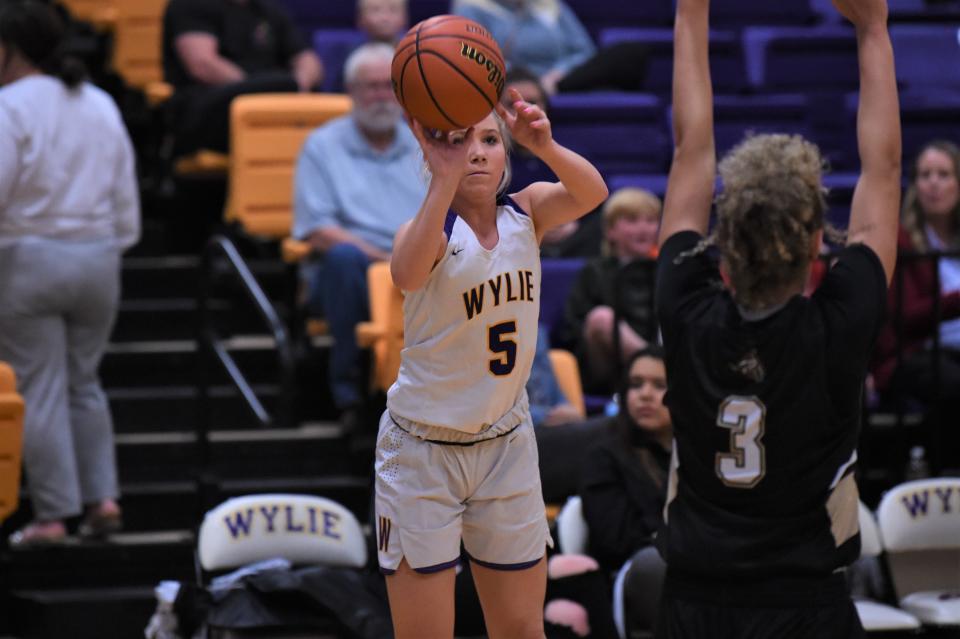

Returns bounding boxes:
[488,275,503,306]
[463,284,485,320]
[505,272,518,302]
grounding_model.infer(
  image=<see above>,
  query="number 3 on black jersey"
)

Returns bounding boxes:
[715,396,767,488]
[488,320,517,376]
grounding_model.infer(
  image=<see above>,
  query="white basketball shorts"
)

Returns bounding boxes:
[374,410,552,574]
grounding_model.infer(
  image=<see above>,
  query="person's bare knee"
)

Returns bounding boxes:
[385,558,456,639]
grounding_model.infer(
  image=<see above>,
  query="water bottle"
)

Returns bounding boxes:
[604,393,619,417]
[904,446,930,481]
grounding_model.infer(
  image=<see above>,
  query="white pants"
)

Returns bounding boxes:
[0,237,120,520]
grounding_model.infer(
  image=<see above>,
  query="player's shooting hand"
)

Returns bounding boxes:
[497,88,552,156]
[408,114,472,188]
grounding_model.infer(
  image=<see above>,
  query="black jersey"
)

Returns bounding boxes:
[655,231,886,604]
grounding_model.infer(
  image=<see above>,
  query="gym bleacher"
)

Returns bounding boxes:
[2,0,960,637]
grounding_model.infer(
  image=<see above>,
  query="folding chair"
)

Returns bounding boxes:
[0,362,24,524]
[876,478,960,627]
[854,500,923,633]
[112,0,171,105]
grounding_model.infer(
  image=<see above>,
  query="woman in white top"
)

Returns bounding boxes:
[0,1,140,546]
[376,91,607,638]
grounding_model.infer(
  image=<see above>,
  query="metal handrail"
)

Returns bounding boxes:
[196,235,296,474]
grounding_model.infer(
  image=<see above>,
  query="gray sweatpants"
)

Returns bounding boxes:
[0,237,120,521]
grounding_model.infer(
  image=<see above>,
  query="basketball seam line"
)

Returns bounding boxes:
[394,33,506,71]
[415,23,463,129]
[419,49,496,113]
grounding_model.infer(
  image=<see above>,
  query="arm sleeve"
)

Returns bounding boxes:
[580,446,658,569]
[655,230,717,344]
[556,261,599,350]
[112,123,141,250]
[270,4,308,60]
[814,244,888,371]
[292,134,339,240]
[552,4,596,74]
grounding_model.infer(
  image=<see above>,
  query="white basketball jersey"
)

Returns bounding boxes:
[387,197,541,433]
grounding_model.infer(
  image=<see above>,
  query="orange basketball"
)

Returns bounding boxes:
[391,15,506,131]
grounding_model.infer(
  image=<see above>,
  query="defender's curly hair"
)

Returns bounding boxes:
[901,140,960,251]
[715,133,831,311]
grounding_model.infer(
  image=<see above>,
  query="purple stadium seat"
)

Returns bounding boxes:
[409,0,452,24]
[888,0,960,21]
[540,258,586,344]
[565,0,674,36]
[276,0,355,32]
[847,90,960,168]
[890,25,960,91]
[710,0,818,26]
[313,29,367,93]
[741,26,858,92]
[598,28,744,93]
[823,171,858,229]
[704,94,857,171]
[711,94,814,152]
[607,174,669,198]
[550,92,670,176]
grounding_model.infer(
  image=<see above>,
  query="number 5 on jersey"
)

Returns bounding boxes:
[488,320,517,376]
[715,396,767,488]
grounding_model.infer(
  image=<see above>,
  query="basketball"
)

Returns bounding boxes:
[391,15,506,131]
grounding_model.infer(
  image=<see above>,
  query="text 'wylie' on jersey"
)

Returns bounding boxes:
[462,269,536,320]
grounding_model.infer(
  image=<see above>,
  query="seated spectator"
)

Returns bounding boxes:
[579,346,672,572]
[358,0,408,43]
[534,346,672,638]
[293,43,426,427]
[452,0,648,94]
[0,1,140,545]
[871,140,960,470]
[556,187,661,394]
[162,0,323,156]
[872,139,960,401]
[500,68,603,257]
[528,325,583,428]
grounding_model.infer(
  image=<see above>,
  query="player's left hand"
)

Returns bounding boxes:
[497,88,552,156]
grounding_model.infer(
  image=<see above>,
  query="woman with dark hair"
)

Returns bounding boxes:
[0,1,139,546]
[579,345,672,572]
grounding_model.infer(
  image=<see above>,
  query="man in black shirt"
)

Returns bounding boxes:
[163,0,323,155]
[653,0,901,637]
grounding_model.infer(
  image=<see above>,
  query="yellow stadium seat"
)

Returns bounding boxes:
[548,349,586,419]
[355,261,404,393]
[112,0,166,92]
[227,93,353,247]
[59,0,116,30]
[0,362,24,524]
